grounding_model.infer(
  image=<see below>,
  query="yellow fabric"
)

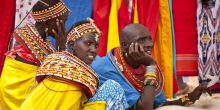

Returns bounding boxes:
[1,57,38,110]
[133,0,139,23]
[107,0,122,52]
[154,0,173,98]
[0,78,3,109]
[20,77,106,110]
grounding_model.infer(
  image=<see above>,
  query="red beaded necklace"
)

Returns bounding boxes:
[114,48,145,92]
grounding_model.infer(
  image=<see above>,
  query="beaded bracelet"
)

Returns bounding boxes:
[180,94,194,106]
[144,73,157,79]
[146,65,157,74]
[144,78,159,88]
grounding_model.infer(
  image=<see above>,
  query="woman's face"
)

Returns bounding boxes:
[70,32,99,64]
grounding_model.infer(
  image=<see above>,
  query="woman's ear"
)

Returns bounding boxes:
[121,42,129,53]
[67,41,76,53]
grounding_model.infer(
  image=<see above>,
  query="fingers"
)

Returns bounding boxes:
[52,29,59,49]
[44,28,48,39]
[52,29,58,40]
[139,44,145,53]
[207,88,212,96]
[196,83,208,90]
[56,19,64,36]
[52,19,67,51]
[60,20,66,34]
[129,42,134,55]
[134,42,139,53]
[128,42,143,58]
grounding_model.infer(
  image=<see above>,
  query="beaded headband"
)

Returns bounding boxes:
[36,51,99,97]
[67,18,101,43]
[32,1,69,22]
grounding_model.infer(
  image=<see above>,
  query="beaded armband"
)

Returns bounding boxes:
[144,66,159,88]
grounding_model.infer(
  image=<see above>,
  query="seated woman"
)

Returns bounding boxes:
[20,18,128,110]
[0,0,68,109]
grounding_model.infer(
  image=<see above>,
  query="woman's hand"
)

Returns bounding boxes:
[127,42,155,66]
[188,83,211,103]
[52,19,66,51]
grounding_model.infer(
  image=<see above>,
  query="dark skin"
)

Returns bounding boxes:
[15,12,68,65]
[35,13,68,51]
[120,24,211,110]
[68,32,99,65]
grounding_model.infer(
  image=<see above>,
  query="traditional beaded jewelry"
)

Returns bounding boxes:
[144,78,159,88]
[144,65,164,95]
[67,18,101,43]
[36,51,99,97]
[14,24,55,65]
[32,1,69,22]
[180,94,194,106]
[146,65,157,74]
[117,48,144,92]
[144,73,157,79]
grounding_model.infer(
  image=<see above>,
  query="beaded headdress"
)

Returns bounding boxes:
[67,18,101,43]
[36,51,99,97]
[32,0,69,22]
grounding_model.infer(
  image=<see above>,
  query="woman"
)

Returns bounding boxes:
[20,19,128,110]
[0,0,69,109]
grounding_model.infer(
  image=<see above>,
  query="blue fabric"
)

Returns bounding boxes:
[63,0,93,31]
[168,0,176,74]
[89,80,129,110]
[49,0,93,49]
[168,0,177,98]
[91,51,167,108]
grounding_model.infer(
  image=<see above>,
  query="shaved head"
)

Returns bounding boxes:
[119,24,152,53]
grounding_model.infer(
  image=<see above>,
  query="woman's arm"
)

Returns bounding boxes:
[136,86,155,110]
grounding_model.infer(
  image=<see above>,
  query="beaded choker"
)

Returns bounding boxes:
[67,18,101,43]
[36,51,99,97]
[32,1,69,22]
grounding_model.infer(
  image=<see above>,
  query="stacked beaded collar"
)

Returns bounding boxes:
[36,51,99,97]
[13,24,55,65]
[67,18,101,43]
[112,47,164,96]
[32,1,69,22]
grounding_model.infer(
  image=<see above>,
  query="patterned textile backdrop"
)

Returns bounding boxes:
[197,0,220,88]
[11,0,37,50]
[15,0,37,28]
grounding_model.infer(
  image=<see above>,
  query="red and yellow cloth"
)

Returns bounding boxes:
[94,0,174,98]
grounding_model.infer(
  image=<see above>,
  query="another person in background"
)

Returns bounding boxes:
[91,24,211,110]
[20,19,128,110]
[0,0,69,109]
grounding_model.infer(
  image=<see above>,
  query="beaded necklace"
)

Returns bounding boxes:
[114,48,145,92]
[37,51,99,97]
[14,24,55,65]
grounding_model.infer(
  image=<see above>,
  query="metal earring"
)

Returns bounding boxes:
[125,52,128,57]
